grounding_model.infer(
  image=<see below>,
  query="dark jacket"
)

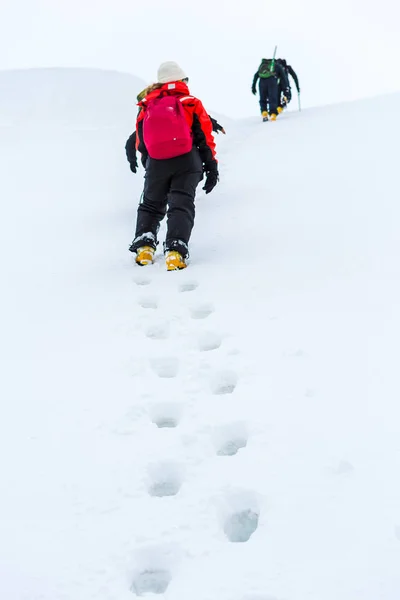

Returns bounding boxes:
[252,61,289,94]
[276,59,300,93]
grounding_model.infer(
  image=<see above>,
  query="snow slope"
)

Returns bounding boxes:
[1,69,400,600]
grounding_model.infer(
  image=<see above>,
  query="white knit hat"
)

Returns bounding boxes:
[157,61,187,84]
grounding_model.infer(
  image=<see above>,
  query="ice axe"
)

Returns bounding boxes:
[271,45,278,73]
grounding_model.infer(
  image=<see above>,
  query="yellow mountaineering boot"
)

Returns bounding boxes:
[261,110,268,121]
[165,251,187,271]
[270,113,277,121]
[136,246,155,266]
[277,106,283,114]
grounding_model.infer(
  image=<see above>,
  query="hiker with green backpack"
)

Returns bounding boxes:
[252,57,289,121]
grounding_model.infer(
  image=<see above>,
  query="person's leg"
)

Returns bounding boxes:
[164,150,203,259]
[164,172,202,257]
[277,80,285,111]
[258,79,268,113]
[129,168,169,252]
[267,78,279,116]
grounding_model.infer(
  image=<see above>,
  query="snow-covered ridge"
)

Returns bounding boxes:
[0,67,233,132]
[0,67,146,128]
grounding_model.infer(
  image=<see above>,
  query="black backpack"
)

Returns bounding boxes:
[258,59,275,79]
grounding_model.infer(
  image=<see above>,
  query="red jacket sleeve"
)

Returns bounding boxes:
[190,98,217,169]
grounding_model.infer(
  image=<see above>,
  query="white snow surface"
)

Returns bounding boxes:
[1,69,400,600]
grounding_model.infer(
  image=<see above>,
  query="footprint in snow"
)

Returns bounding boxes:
[211,369,238,395]
[224,509,259,543]
[131,569,171,595]
[145,322,170,340]
[150,356,179,378]
[329,460,355,475]
[179,281,199,292]
[147,461,184,497]
[190,302,214,319]
[149,402,182,428]
[130,543,179,596]
[198,331,222,352]
[134,275,152,286]
[138,296,158,309]
[213,422,248,456]
[219,490,260,543]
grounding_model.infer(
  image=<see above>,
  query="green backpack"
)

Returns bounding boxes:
[258,59,275,79]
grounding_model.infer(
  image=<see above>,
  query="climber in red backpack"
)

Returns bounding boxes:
[128,61,219,271]
[125,116,225,173]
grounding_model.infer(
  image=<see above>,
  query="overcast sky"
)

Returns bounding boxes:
[1,0,400,117]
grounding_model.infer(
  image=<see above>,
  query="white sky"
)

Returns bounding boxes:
[1,0,400,117]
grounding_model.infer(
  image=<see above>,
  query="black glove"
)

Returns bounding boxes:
[285,88,292,102]
[130,160,138,173]
[141,154,148,169]
[202,165,219,194]
[252,87,256,95]
[215,122,226,134]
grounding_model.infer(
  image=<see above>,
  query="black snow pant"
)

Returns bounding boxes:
[278,80,290,107]
[259,77,279,115]
[129,147,203,258]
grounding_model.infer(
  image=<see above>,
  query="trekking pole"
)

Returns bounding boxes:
[298,91,301,112]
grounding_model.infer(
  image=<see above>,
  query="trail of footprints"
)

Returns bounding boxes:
[131,274,258,596]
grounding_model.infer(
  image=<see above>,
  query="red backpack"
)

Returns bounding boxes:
[142,95,193,160]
